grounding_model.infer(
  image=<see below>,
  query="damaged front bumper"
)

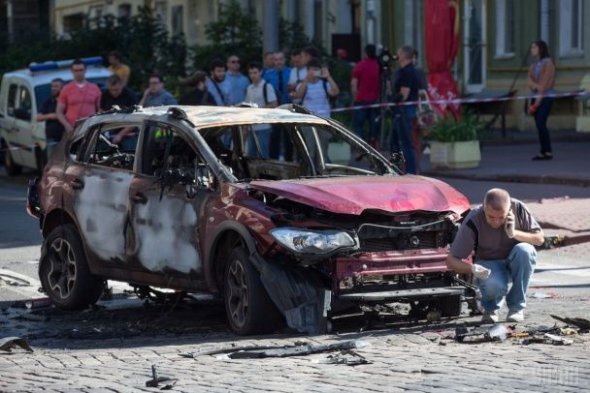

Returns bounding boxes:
[250,248,468,335]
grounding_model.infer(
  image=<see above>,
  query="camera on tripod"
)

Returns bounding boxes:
[378,48,398,70]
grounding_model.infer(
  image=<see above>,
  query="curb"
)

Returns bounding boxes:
[423,171,590,187]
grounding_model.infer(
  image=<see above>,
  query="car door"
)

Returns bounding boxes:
[13,83,38,169]
[128,121,209,277]
[68,122,137,267]
[1,81,22,164]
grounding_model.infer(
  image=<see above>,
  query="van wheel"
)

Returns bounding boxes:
[3,145,22,176]
[39,224,104,310]
[224,247,282,335]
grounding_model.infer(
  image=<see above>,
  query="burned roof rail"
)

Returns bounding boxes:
[167,106,195,127]
[95,105,142,116]
[277,103,313,115]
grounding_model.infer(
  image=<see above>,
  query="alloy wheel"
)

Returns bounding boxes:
[46,238,77,300]
[226,259,249,329]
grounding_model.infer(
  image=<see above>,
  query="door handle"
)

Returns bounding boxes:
[132,192,147,204]
[70,178,84,190]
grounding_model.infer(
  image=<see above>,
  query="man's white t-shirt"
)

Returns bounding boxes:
[245,81,277,108]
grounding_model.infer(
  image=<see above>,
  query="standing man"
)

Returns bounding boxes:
[263,51,291,105]
[350,44,380,147]
[288,46,318,104]
[179,71,217,106]
[225,55,250,105]
[107,51,131,87]
[295,58,339,118]
[56,59,101,133]
[100,74,136,111]
[100,74,138,150]
[446,188,544,323]
[139,74,177,107]
[245,61,278,158]
[207,59,231,106]
[390,46,419,174]
[37,78,65,161]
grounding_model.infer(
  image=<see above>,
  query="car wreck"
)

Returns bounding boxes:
[27,104,472,335]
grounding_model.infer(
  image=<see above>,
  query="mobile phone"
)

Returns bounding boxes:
[313,70,321,77]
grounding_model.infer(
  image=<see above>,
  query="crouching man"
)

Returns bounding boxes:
[446,188,545,323]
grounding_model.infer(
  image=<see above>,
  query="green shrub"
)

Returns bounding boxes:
[428,111,482,142]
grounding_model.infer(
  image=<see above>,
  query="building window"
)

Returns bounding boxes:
[171,5,184,36]
[63,13,84,33]
[494,0,514,58]
[559,0,583,56]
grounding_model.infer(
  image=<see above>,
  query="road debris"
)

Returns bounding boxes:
[551,315,590,332]
[0,336,34,353]
[529,291,558,299]
[181,339,370,360]
[145,364,176,389]
[544,333,573,345]
[455,324,512,343]
[322,350,371,366]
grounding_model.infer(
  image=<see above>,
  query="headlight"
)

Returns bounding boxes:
[270,228,356,255]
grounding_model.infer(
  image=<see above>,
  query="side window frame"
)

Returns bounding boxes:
[7,83,19,117]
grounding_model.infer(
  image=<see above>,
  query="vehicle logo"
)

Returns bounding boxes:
[409,235,420,247]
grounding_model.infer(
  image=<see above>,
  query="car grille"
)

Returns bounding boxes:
[359,231,442,252]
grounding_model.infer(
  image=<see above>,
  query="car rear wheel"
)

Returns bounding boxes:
[39,224,104,310]
[224,246,282,335]
[3,144,22,176]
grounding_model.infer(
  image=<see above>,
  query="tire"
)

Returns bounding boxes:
[3,144,22,176]
[224,246,282,335]
[39,224,105,310]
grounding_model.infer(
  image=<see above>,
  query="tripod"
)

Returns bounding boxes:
[378,63,393,150]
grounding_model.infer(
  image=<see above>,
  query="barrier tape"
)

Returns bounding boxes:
[330,90,590,113]
[1,90,588,154]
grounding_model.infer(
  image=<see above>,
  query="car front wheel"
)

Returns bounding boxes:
[3,145,22,176]
[39,224,104,310]
[224,246,282,335]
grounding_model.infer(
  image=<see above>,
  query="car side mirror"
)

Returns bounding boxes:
[14,108,31,121]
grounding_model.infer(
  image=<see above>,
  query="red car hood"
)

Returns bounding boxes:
[249,176,470,215]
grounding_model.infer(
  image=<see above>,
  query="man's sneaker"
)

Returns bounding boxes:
[507,310,524,322]
[481,310,499,324]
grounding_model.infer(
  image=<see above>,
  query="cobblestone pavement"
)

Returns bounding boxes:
[1,293,589,393]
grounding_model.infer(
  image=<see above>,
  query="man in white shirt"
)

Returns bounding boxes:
[245,62,278,158]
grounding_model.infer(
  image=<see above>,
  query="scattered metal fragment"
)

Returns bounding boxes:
[324,350,371,366]
[455,324,511,343]
[179,343,306,358]
[145,364,175,388]
[0,336,34,353]
[227,339,369,359]
[544,333,574,345]
[551,315,590,332]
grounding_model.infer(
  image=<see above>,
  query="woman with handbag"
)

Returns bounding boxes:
[527,40,556,160]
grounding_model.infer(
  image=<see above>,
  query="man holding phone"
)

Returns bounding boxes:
[446,188,545,323]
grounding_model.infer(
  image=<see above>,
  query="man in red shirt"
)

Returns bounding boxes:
[57,59,101,133]
[351,44,380,147]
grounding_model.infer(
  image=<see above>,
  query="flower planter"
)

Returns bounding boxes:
[429,140,481,169]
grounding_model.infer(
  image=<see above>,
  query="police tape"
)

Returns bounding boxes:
[1,90,588,155]
[330,90,589,113]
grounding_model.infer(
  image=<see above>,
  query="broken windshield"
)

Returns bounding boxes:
[199,123,394,182]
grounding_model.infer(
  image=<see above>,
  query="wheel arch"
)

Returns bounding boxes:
[207,221,257,291]
[42,208,77,238]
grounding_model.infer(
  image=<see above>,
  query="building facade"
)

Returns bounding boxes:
[378,0,590,131]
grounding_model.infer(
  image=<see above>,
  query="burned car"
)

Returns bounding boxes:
[27,105,471,335]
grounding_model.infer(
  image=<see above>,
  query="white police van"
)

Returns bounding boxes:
[0,57,111,174]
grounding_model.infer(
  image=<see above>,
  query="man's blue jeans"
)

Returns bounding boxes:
[475,243,537,313]
[390,105,417,174]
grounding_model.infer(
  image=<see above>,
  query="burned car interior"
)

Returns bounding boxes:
[200,122,391,182]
